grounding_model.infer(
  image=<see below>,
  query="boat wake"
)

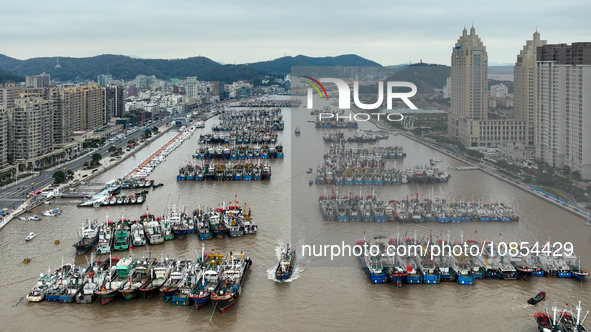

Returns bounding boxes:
[267,240,304,282]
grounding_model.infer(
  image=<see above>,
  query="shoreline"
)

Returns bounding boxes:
[0,124,175,230]
[349,106,591,221]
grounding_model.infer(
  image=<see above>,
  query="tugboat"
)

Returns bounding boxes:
[210,251,252,313]
[275,244,295,282]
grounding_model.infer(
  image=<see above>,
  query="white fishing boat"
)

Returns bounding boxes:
[43,208,62,217]
[25,231,36,241]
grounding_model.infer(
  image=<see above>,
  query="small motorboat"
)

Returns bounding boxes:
[295,126,301,135]
[28,215,42,221]
[527,291,546,305]
[25,231,36,241]
[309,180,313,186]
[306,168,313,174]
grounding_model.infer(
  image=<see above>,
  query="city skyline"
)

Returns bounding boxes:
[1,0,590,66]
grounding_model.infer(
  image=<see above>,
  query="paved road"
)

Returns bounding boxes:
[0,118,172,212]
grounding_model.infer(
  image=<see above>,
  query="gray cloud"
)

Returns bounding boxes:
[0,0,590,66]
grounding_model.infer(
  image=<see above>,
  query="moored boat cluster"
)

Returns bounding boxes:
[319,191,518,223]
[26,247,252,313]
[357,233,588,286]
[72,199,257,255]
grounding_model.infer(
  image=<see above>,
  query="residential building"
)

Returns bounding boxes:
[61,84,104,132]
[0,108,9,169]
[536,42,591,179]
[97,74,112,86]
[104,85,124,122]
[25,72,50,88]
[514,31,547,145]
[46,87,70,146]
[490,84,509,98]
[185,77,200,99]
[10,96,54,162]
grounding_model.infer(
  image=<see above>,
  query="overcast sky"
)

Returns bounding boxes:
[1,0,589,66]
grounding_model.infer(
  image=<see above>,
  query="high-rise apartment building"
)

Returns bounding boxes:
[514,32,546,146]
[536,42,591,179]
[0,108,9,169]
[185,77,200,99]
[449,27,526,147]
[25,72,50,88]
[46,87,71,146]
[10,96,54,162]
[61,84,104,132]
[104,85,124,122]
[97,74,113,86]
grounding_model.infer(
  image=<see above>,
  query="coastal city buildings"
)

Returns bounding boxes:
[535,42,591,179]
[514,31,547,146]
[25,72,50,88]
[448,27,526,147]
[10,96,54,162]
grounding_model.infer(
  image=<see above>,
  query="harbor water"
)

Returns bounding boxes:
[1,95,590,331]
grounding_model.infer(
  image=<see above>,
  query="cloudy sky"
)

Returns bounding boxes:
[1,0,589,66]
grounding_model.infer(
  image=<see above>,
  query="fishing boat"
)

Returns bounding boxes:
[527,291,546,305]
[113,223,130,251]
[26,268,59,302]
[207,211,226,239]
[534,312,554,331]
[275,244,295,282]
[58,265,89,303]
[94,257,135,305]
[139,257,174,299]
[223,210,244,238]
[77,257,120,304]
[172,261,201,306]
[195,210,212,240]
[189,250,225,309]
[130,222,147,247]
[143,215,165,245]
[42,208,62,217]
[45,264,75,302]
[356,234,387,284]
[160,259,192,301]
[25,231,36,241]
[73,219,99,253]
[565,255,589,281]
[96,221,113,255]
[119,257,155,300]
[210,251,252,313]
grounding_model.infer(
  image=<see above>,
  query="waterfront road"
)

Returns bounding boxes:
[0,118,171,212]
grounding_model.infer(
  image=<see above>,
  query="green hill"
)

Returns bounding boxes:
[0,53,383,84]
[249,54,381,75]
[0,65,23,84]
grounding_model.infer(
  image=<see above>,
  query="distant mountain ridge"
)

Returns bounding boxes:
[0,53,382,84]
[248,54,381,75]
[0,65,23,84]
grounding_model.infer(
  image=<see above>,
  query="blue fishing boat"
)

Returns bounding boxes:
[275,244,295,282]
